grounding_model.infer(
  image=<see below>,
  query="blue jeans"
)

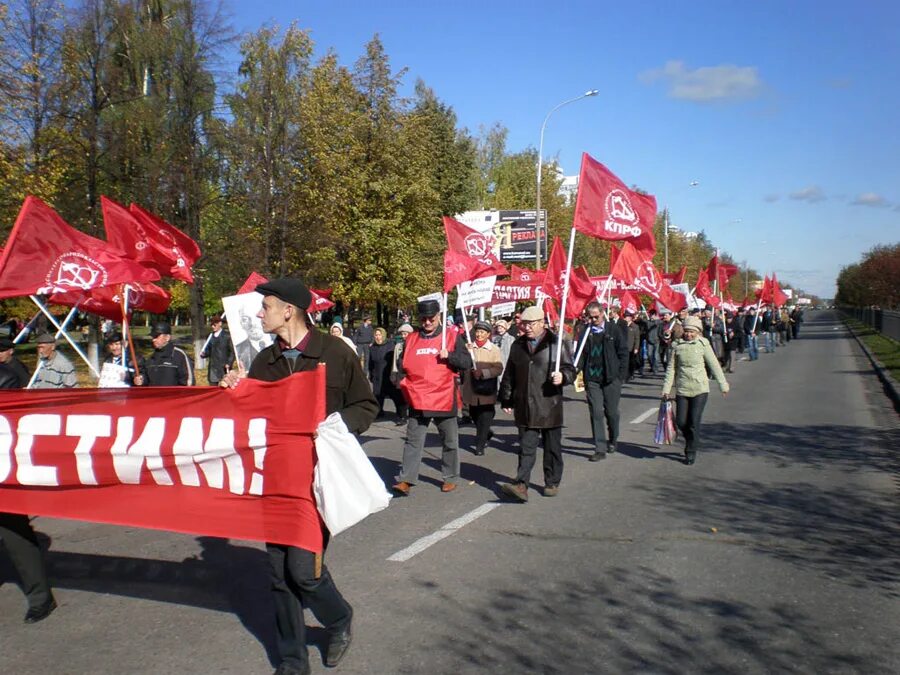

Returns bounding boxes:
[747,334,759,360]
[646,343,659,373]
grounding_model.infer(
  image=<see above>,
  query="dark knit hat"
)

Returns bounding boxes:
[255,278,312,311]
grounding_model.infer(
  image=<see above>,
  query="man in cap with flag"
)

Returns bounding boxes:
[392,298,473,496]
[498,304,576,500]
[221,277,377,674]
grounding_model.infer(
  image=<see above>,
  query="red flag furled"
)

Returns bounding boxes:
[609,241,687,312]
[695,269,721,308]
[510,264,545,283]
[0,196,161,300]
[101,198,201,284]
[755,275,772,304]
[572,153,658,257]
[707,255,739,288]
[443,216,508,279]
[540,236,568,301]
[771,273,789,307]
[50,281,171,322]
[0,370,327,551]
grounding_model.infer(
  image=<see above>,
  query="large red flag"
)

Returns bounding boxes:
[667,265,687,284]
[103,200,201,284]
[0,196,160,300]
[619,290,640,315]
[609,241,687,312]
[572,153,658,257]
[50,281,171,321]
[237,271,270,294]
[565,265,599,319]
[444,249,493,292]
[707,255,738,288]
[510,264,545,283]
[443,216,507,278]
[540,236,568,301]
[771,273,789,307]
[695,268,721,308]
[609,243,620,271]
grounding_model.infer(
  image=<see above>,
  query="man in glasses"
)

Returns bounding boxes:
[577,302,628,462]
[498,304,576,500]
[392,299,472,496]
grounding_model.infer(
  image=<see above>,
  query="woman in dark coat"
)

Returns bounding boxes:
[368,327,403,418]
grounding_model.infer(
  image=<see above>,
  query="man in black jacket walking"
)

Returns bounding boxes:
[577,302,629,461]
[498,304,576,500]
[199,314,234,385]
[141,322,193,386]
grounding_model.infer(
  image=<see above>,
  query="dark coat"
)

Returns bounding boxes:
[5,357,29,388]
[576,320,628,384]
[368,341,396,397]
[0,362,22,389]
[201,330,235,384]
[499,329,576,429]
[249,328,377,435]
[145,342,193,386]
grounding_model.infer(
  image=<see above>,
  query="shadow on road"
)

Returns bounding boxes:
[404,565,877,674]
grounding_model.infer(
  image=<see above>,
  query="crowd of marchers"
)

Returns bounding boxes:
[0,280,805,675]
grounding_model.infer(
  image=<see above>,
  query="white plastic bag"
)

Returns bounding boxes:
[313,412,392,535]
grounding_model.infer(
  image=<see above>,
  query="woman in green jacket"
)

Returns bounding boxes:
[661,315,730,465]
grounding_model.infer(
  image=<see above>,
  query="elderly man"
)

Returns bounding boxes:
[0,338,57,623]
[98,332,144,387]
[199,314,235,386]
[142,322,193,386]
[498,304,576,500]
[31,333,76,388]
[221,278,376,675]
[392,299,472,496]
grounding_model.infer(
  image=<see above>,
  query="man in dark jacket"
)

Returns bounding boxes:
[141,322,193,386]
[392,299,472,496]
[221,278,377,675]
[744,306,760,361]
[199,314,235,385]
[644,309,661,374]
[0,341,57,624]
[352,316,375,373]
[576,302,628,462]
[498,304,576,500]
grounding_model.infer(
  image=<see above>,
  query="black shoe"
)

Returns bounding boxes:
[473,448,484,456]
[24,597,57,624]
[607,443,617,454]
[487,430,494,441]
[273,662,310,675]
[684,451,696,466]
[325,625,352,667]
[589,451,607,462]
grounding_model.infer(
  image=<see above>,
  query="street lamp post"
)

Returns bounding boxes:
[534,89,599,269]
[663,180,699,273]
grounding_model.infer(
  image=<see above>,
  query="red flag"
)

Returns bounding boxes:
[771,273,789,307]
[609,241,687,312]
[609,244,620,272]
[619,290,640,315]
[670,265,687,284]
[108,200,201,283]
[0,196,161,300]
[695,268,721,308]
[443,216,508,278]
[572,153,658,257]
[237,271,269,294]
[311,288,332,299]
[540,236,568,301]
[565,265,599,319]
[50,281,171,321]
[755,275,772,304]
[310,288,335,312]
[444,249,494,292]
[708,255,738,288]
[510,264,545,283]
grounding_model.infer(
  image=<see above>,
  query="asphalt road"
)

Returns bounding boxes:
[2,310,898,674]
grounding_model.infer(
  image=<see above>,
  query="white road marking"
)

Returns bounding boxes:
[630,406,659,424]
[387,502,502,562]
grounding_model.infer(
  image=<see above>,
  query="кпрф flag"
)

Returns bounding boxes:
[609,241,687,312]
[443,216,508,278]
[572,152,658,257]
[0,196,160,300]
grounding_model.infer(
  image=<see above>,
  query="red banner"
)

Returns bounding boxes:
[492,280,540,303]
[0,371,327,552]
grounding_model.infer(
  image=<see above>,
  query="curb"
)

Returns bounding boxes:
[842,316,900,414]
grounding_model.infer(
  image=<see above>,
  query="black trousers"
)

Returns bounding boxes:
[0,513,52,609]
[515,426,563,487]
[267,543,352,670]
[470,403,495,452]
[585,379,621,450]
[675,393,708,454]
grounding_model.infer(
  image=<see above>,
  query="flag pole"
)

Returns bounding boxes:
[554,226,577,373]
[573,319,590,368]
[120,285,142,380]
[441,292,448,351]
[13,309,41,344]
[29,295,100,377]
[26,358,45,389]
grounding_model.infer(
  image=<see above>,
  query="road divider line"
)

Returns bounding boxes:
[630,406,659,424]
[387,502,502,562]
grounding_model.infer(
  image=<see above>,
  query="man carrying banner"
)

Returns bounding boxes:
[498,304,576,500]
[99,331,143,387]
[31,333,76,388]
[392,299,472,495]
[0,338,57,623]
[142,322,193,386]
[221,278,377,675]
[576,302,628,462]
[199,314,235,386]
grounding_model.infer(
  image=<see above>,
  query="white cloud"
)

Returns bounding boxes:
[789,186,826,203]
[850,192,890,208]
[640,60,763,102]
[763,194,780,203]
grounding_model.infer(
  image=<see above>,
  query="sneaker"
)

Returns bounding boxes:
[543,485,559,497]
[500,481,528,502]
[391,481,410,496]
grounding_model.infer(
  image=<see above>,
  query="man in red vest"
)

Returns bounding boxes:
[392,299,473,495]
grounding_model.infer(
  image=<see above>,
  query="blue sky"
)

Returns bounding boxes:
[226,0,899,298]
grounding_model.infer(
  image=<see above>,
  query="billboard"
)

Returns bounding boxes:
[455,210,548,263]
